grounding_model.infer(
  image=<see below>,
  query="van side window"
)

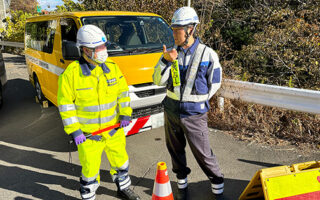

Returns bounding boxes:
[61,18,78,43]
[25,20,57,54]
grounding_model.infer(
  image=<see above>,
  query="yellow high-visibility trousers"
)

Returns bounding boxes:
[77,128,129,183]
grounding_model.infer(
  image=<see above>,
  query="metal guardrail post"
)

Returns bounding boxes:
[187,0,191,7]
[217,97,224,112]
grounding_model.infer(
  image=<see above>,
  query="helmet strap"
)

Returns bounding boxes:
[83,47,98,65]
[192,24,198,36]
[91,50,95,60]
[183,26,190,46]
[183,24,197,46]
[86,48,96,61]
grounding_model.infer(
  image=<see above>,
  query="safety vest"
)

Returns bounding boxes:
[57,58,132,136]
[167,43,208,102]
[153,42,222,104]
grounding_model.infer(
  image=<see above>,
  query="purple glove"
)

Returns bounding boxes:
[120,120,130,128]
[74,133,86,145]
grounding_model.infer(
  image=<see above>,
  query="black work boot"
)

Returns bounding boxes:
[117,187,141,200]
[175,187,188,200]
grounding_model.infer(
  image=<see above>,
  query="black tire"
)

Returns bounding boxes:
[34,75,47,103]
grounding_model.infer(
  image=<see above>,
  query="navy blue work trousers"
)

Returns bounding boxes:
[164,110,223,183]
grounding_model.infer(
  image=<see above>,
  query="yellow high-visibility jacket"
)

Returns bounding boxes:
[57,57,132,137]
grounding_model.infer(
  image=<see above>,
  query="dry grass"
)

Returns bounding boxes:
[208,97,320,151]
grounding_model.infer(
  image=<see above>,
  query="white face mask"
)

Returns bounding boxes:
[92,49,108,64]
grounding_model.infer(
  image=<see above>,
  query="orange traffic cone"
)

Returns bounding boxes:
[152,162,174,200]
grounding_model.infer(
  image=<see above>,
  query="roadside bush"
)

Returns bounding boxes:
[208,97,320,150]
[0,10,37,54]
[1,10,36,43]
[235,8,320,90]
[205,0,320,150]
[80,0,184,24]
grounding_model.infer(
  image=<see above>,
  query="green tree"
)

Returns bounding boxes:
[79,0,184,23]
[56,0,85,12]
[1,10,37,42]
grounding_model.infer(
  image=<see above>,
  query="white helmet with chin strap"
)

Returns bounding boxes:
[171,7,199,46]
[171,6,200,27]
[77,25,109,63]
[76,24,107,48]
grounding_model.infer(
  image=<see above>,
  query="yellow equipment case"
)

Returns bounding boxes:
[239,161,320,200]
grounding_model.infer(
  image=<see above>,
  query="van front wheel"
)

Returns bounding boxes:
[34,76,47,103]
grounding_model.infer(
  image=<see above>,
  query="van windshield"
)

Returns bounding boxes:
[81,16,174,56]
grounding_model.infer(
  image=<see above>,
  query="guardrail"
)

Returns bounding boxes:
[0,41,24,48]
[217,79,320,115]
[1,41,320,115]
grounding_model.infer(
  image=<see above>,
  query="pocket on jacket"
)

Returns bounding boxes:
[102,74,119,95]
[194,65,208,95]
[75,87,97,100]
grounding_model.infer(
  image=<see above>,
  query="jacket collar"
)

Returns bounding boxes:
[100,62,111,74]
[177,38,200,55]
[79,57,110,76]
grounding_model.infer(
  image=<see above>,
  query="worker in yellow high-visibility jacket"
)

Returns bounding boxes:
[57,24,140,200]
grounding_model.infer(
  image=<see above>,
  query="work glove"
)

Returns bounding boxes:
[73,133,86,145]
[120,120,130,128]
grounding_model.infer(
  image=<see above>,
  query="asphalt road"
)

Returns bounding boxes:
[0,53,319,200]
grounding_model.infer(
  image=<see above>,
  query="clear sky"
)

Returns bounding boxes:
[38,0,78,11]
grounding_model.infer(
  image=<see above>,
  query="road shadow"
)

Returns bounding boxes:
[0,165,79,200]
[137,175,250,200]
[14,197,34,200]
[3,54,26,66]
[238,159,281,168]
[0,139,252,200]
[0,78,71,153]
[0,140,158,199]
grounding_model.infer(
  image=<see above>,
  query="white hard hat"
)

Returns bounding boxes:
[76,24,107,48]
[171,7,200,27]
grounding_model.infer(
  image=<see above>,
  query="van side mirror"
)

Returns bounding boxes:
[62,40,81,60]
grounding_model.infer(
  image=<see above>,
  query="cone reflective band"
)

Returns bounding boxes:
[152,162,174,200]
[171,60,180,87]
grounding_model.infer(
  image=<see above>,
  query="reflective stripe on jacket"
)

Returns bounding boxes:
[153,42,222,103]
[57,57,132,135]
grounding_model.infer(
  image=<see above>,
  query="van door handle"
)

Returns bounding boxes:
[60,59,65,64]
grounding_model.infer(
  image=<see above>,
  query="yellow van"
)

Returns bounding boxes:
[25,11,173,135]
